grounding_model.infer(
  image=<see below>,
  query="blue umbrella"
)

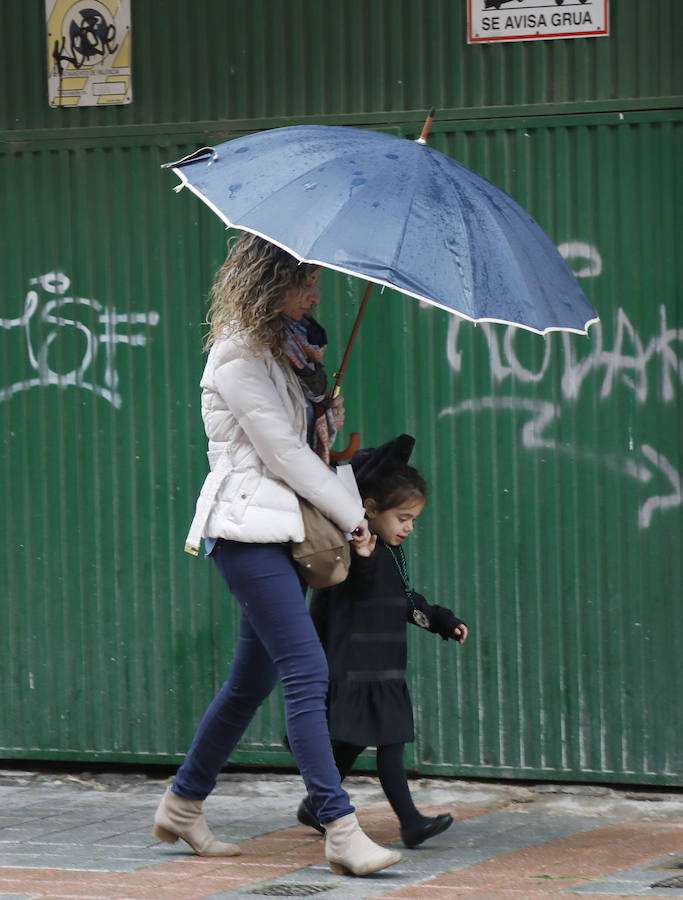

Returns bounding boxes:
[163,121,598,337]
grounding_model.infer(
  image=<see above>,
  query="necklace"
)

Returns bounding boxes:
[381,539,414,598]
[381,540,432,628]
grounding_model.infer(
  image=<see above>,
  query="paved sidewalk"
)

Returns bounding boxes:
[0,768,681,899]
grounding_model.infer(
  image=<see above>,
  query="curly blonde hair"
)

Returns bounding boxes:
[204,232,320,353]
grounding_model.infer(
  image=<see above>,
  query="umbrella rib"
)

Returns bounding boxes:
[387,186,417,284]
[387,151,474,307]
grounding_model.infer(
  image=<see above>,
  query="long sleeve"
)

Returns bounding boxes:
[343,546,379,594]
[407,592,466,641]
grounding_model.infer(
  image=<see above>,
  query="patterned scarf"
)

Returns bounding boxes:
[283,315,337,464]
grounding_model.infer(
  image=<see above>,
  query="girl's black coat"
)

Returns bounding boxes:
[309,542,464,747]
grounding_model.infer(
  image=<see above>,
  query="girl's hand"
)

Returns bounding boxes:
[352,519,376,557]
[453,623,468,644]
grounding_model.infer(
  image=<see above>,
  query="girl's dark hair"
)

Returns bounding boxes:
[359,461,428,511]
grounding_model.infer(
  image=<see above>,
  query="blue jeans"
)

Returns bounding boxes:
[173,539,354,825]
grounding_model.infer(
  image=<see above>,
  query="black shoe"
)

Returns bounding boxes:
[297,797,325,835]
[401,813,453,849]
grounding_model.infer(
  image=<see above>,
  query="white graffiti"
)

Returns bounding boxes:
[440,395,681,530]
[447,304,683,407]
[635,446,682,529]
[0,272,160,408]
[442,244,683,530]
[557,240,603,279]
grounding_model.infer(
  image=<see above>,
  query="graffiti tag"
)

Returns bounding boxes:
[441,243,682,529]
[0,272,159,409]
[51,9,118,77]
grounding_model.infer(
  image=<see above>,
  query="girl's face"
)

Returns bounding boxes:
[281,268,322,320]
[366,496,426,546]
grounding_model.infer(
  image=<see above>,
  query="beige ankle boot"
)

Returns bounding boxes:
[324,812,402,876]
[153,786,240,856]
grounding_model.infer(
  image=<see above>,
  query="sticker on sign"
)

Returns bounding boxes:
[468,0,609,43]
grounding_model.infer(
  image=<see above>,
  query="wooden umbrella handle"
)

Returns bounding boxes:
[329,432,361,462]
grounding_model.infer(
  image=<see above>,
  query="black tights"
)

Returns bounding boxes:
[332,740,427,830]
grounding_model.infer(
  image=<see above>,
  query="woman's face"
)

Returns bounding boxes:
[281,268,322,320]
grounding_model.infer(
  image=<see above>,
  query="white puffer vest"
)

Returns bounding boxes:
[185,334,364,551]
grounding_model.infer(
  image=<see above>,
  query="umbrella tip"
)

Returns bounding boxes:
[161,146,218,169]
[417,108,436,145]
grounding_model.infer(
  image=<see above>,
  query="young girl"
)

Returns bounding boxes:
[296,434,468,849]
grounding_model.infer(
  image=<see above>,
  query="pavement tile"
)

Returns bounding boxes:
[0,893,43,900]
[571,853,683,897]
[0,775,681,899]
[378,819,683,899]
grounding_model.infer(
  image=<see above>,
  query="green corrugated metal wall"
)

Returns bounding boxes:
[1,1,681,784]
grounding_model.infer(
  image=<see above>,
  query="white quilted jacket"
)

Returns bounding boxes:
[186,333,364,546]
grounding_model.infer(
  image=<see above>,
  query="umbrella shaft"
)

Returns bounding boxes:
[329,281,374,399]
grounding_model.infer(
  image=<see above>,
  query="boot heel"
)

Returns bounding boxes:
[153,824,179,845]
[328,861,350,876]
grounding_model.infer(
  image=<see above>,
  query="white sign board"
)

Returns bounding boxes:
[468,0,609,44]
[46,0,132,107]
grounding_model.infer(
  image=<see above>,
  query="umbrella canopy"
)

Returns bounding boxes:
[163,124,598,336]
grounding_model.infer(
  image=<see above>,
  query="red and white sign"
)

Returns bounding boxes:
[468,0,609,44]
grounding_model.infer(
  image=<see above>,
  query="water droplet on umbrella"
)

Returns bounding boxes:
[348,176,366,200]
[234,147,249,154]
[229,183,242,197]
[304,182,318,191]
[446,237,467,279]
[385,153,399,159]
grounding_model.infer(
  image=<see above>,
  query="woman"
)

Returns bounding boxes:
[153,233,402,877]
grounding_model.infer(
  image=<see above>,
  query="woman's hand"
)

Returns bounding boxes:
[352,519,376,557]
[329,395,345,430]
[309,344,326,363]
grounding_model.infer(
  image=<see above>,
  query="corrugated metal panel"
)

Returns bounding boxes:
[1,0,681,784]
[2,0,681,133]
[0,137,292,762]
[1,115,681,780]
[1,141,209,760]
[399,115,683,783]
[301,113,682,784]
